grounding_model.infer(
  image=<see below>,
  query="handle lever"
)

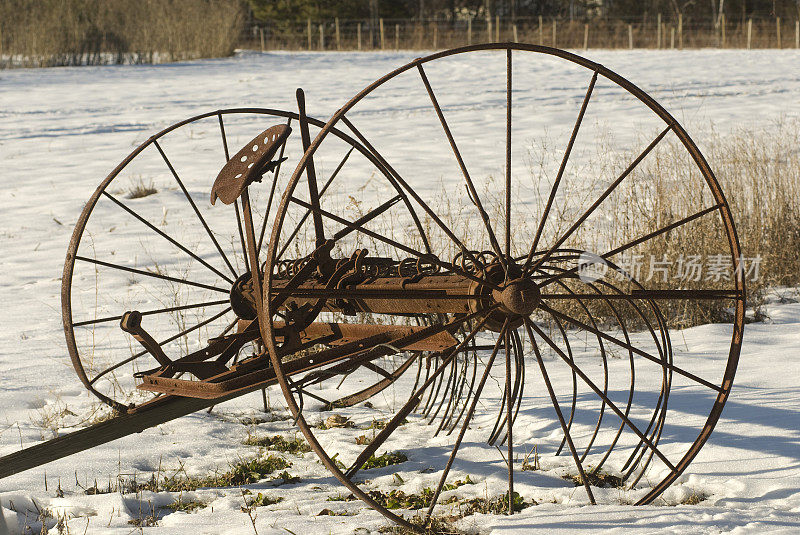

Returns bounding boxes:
[120,311,173,367]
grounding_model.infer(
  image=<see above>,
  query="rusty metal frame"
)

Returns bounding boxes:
[0,43,744,535]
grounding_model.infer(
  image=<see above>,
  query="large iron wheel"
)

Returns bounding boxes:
[262,44,744,531]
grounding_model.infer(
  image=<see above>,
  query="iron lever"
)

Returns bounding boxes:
[120,310,173,367]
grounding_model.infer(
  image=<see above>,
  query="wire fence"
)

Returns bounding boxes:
[243,15,800,52]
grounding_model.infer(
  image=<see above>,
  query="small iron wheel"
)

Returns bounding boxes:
[62,108,385,411]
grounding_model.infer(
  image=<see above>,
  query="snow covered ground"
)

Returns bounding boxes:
[1,48,799,534]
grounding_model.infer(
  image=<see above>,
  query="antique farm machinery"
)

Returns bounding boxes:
[0,44,744,531]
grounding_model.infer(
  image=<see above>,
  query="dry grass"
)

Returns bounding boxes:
[525,119,800,328]
[0,0,245,68]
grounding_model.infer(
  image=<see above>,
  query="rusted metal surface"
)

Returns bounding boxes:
[211,124,291,206]
[0,44,743,535]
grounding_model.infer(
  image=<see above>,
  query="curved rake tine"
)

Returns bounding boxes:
[504,327,514,514]
[488,369,509,446]
[422,354,447,418]
[425,321,508,523]
[426,350,457,424]
[491,329,525,447]
[429,337,470,431]
[626,301,673,485]
[547,279,610,464]
[541,265,670,471]
[446,344,479,435]
[550,312,577,457]
[524,318,596,505]
[440,338,476,434]
[541,303,719,393]
[527,319,677,473]
[344,310,495,480]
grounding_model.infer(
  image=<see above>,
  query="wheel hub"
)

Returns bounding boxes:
[494,278,541,316]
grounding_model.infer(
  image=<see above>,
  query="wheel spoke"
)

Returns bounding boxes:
[75,256,230,294]
[536,204,724,288]
[425,321,507,522]
[152,140,238,278]
[540,302,722,392]
[72,299,229,327]
[540,290,741,300]
[218,113,251,274]
[257,117,294,257]
[524,125,672,277]
[234,200,250,273]
[276,145,352,261]
[527,318,678,473]
[524,71,598,271]
[101,191,234,285]
[417,64,507,270]
[524,318,596,505]
[339,115,481,274]
[505,48,513,265]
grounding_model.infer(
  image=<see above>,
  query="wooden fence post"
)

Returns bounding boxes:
[487,18,492,42]
[552,19,557,47]
[467,18,472,45]
[796,19,799,48]
[538,16,543,45]
[496,15,500,41]
[657,13,662,48]
[395,24,399,50]
[721,13,726,47]
[307,19,312,50]
[747,18,752,49]
[319,24,324,50]
[513,24,518,42]
[628,24,633,49]
[357,23,362,50]
[259,28,265,52]
[776,17,781,48]
[678,14,683,49]
[583,23,588,49]
[380,18,385,49]
[335,18,341,50]
[670,26,675,49]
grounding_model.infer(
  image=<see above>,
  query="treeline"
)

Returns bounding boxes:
[0,0,245,68]
[247,0,800,24]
